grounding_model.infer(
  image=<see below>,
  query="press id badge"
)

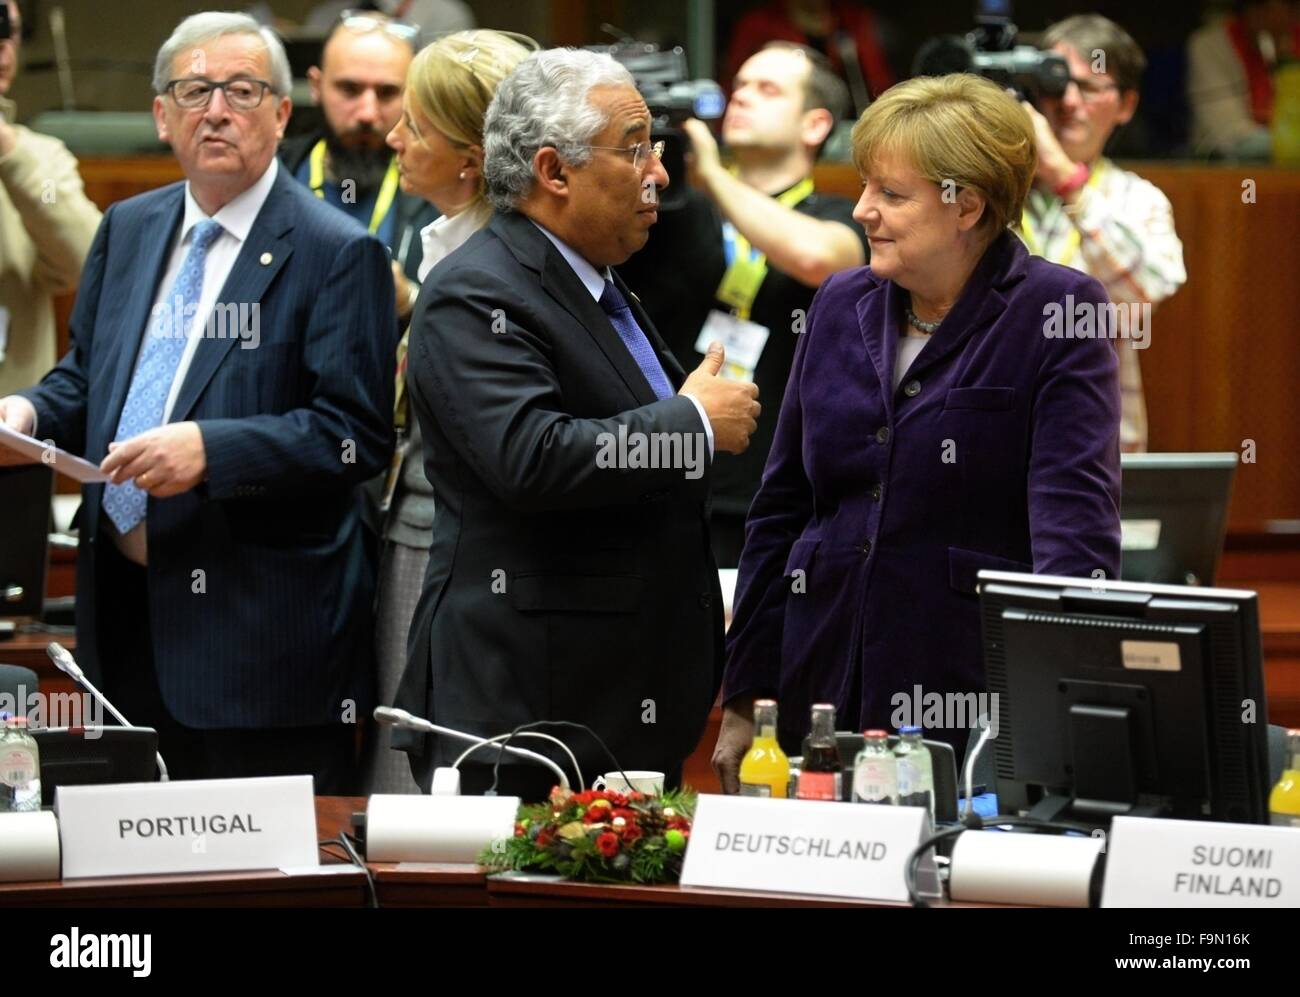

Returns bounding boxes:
[695,309,769,382]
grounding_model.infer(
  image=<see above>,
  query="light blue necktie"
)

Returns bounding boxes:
[102,219,224,534]
[599,278,673,401]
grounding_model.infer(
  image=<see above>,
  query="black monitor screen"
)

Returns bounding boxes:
[1120,452,1236,586]
[980,571,1270,827]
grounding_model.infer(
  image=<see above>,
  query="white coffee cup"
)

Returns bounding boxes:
[590,770,665,796]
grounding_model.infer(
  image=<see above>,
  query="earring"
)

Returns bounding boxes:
[459,171,467,180]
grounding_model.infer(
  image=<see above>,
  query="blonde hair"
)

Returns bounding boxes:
[851,73,1035,238]
[406,30,536,157]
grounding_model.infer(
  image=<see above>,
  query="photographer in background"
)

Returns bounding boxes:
[1020,14,1185,453]
[0,0,101,396]
[619,42,867,567]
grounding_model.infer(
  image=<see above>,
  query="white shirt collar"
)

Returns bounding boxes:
[529,219,610,301]
[418,200,492,282]
[180,157,279,246]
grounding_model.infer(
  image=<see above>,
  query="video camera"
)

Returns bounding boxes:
[585,40,725,211]
[913,0,1069,103]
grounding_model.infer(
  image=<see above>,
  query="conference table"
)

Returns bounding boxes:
[0,796,963,908]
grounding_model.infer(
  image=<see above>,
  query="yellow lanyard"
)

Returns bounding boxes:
[308,138,400,235]
[1018,160,1106,267]
[716,176,815,320]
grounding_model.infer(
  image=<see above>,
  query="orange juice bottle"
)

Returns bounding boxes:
[1270,729,1300,827]
[739,699,789,798]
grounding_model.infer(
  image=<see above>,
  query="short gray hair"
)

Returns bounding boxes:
[153,12,292,97]
[484,48,636,213]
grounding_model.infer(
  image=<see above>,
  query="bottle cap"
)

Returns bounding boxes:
[899,725,923,735]
[863,728,888,737]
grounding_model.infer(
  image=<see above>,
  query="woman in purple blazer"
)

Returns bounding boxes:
[714,74,1122,787]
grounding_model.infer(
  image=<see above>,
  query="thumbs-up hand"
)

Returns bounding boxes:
[679,341,760,454]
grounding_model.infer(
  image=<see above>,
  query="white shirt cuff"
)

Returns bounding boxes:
[681,392,714,459]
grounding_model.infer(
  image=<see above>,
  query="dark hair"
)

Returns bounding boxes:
[1041,14,1147,94]
[759,40,851,121]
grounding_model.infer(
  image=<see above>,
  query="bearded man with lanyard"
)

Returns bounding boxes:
[1018,15,1185,453]
[619,42,867,567]
[281,9,439,331]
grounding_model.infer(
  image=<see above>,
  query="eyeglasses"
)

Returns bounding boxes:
[166,77,274,110]
[1065,75,1120,104]
[339,9,420,46]
[583,139,666,172]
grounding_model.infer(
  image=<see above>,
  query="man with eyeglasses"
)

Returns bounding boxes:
[1020,14,1186,453]
[0,0,102,397]
[281,10,437,327]
[618,41,868,568]
[0,12,395,790]
[393,48,760,800]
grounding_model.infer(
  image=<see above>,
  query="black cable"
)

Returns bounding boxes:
[337,831,378,909]
[904,814,1099,908]
[487,721,627,796]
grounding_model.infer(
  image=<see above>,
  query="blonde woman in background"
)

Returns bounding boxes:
[364,29,535,794]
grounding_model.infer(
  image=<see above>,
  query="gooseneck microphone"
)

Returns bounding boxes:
[374,706,571,790]
[46,641,170,782]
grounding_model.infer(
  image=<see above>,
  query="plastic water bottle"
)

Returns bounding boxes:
[852,729,898,804]
[895,725,934,820]
[0,713,41,812]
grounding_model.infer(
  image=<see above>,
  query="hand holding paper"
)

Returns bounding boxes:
[0,400,107,482]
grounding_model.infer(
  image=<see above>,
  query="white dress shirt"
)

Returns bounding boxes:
[418,199,490,281]
[113,158,280,564]
[529,219,714,457]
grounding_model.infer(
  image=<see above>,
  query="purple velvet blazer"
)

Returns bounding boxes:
[722,230,1122,751]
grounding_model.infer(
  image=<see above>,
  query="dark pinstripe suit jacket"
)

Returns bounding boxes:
[20,166,396,728]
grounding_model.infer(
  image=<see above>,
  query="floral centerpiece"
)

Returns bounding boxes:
[478,785,696,885]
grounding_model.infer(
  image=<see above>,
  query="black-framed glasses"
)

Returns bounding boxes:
[583,139,666,172]
[339,9,420,47]
[1065,75,1120,103]
[166,77,274,110]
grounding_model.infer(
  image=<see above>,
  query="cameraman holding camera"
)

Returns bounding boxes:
[0,0,101,397]
[619,42,867,567]
[1020,14,1185,453]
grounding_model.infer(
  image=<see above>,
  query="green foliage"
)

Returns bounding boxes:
[478,787,696,885]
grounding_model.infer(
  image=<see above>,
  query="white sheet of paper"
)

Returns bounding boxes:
[0,422,108,482]
[696,310,770,382]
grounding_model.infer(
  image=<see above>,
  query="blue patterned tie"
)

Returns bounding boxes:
[102,219,224,534]
[599,278,673,401]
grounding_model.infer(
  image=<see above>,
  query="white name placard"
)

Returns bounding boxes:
[680,794,937,902]
[1101,815,1300,908]
[55,775,318,879]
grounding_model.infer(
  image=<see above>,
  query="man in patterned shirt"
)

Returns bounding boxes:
[1019,14,1185,452]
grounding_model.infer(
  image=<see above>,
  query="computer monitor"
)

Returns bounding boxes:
[0,465,53,621]
[978,571,1270,828]
[1120,452,1237,586]
[32,726,160,806]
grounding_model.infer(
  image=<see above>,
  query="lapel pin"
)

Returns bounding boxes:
[259,252,273,265]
